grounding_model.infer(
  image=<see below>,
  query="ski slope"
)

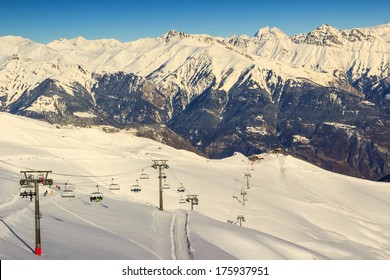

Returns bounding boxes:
[0,112,390,259]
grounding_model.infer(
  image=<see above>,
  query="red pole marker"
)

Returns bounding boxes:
[35,247,41,256]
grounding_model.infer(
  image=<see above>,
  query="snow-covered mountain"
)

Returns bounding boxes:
[1,112,390,260]
[0,23,389,180]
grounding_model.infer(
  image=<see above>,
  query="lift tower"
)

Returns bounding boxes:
[244,173,251,189]
[233,189,248,206]
[186,195,199,210]
[152,160,169,211]
[237,215,245,227]
[20,170,52,256]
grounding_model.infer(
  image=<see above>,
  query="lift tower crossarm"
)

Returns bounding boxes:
[186,194,199,210]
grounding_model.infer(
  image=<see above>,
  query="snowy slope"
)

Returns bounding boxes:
[1,112,390,259]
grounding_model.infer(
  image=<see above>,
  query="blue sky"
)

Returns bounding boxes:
[1,0,389,43]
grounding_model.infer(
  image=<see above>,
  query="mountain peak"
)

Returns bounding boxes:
[317,23,332,29]
[254,26,288,40]
[291,24,343,46]
[0,35,37,49]
[0,35,31,43]
[48,36,122,51]
[48,36,88,46]
[315,24,341,34]
[161,30,189,42]
[70,36,88,44]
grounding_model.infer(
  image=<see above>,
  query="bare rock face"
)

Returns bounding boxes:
[169,77,390,180]
[5,70,390,181]
[92,72,170,126]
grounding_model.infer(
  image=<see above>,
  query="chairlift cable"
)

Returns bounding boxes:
[0,176,18,182]
[165,167,192,195]
[0,160,35,171]
[0,166,20,175]
[52,163,151,178]
[1,158,152,179]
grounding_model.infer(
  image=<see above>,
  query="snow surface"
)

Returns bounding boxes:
[1,112,390,260]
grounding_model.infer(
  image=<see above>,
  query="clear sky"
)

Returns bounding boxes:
[1,0,389,43]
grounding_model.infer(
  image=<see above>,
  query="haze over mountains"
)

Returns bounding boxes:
[1,23,389,180]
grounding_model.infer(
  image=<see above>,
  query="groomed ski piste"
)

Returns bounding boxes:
[1,112,390,260]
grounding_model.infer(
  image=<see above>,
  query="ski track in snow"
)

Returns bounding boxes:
[170,209,193,260]
[50,198,162,259]
[0,195,20,212]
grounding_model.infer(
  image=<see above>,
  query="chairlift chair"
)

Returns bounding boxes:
[61,182,75,198]
[179,196,186,204]
[159,172,167,180]
[109,184,120,190]
[90,192,103,202]
[139,169,149,180]
[90,185,103,202]
[109,178,120,190]
[131,180,142,192]
[177,183,185,193]
[61,190,75,198]
[19,183,36,197]
[162,180,170,190]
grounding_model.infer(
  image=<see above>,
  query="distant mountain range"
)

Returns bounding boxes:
[1,23,389,180]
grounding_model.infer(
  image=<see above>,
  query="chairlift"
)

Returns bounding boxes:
[159,172,167,180]
[19,183,36,198]
[90,185,103,202]
[177,183,185,193]
[162,180,170,190]
[61,182,75,198]
[139,169,149,180]
[131,180,142,193]
[179,197,187,204]
[109,178,120,190]
[61,189,75,198]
